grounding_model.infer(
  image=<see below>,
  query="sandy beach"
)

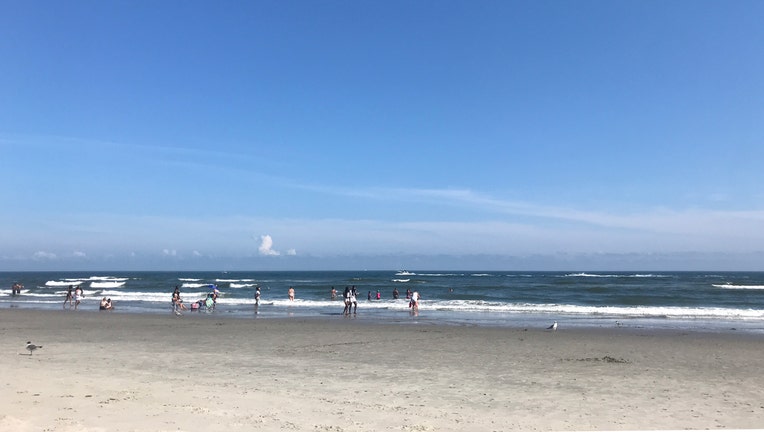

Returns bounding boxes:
[1,309,763,431]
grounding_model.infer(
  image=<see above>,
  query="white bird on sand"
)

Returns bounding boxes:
[26,341,42,355]
[547,321,558,331]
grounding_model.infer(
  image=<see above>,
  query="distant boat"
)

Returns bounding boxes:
[395,271,415,276]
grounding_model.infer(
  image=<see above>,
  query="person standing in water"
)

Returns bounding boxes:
[288,286,295,301]
[64,285,74,309]
[73,285,84,310]
[342,286,351,315]
[409,291,420,313]
[350,286,358,314]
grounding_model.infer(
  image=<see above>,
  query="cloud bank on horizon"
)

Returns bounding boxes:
[1,2,763,270]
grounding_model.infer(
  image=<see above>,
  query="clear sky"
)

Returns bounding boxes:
[1,1,763,271]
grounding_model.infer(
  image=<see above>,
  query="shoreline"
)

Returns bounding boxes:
[5,299,764,336]
[2,309,764,431]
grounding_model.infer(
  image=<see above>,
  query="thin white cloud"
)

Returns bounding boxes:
[162,249,177,256]
[312,185,764,237]
[33,251,57,260]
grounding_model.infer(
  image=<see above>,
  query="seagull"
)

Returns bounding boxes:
[547,321,558,331]
[26,341,42,355]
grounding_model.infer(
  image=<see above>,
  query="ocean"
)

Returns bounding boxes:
[2,270,764,333]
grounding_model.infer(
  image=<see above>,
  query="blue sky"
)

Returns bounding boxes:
[2,1,763,271]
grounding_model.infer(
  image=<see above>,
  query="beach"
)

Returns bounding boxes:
[1,309,763,431]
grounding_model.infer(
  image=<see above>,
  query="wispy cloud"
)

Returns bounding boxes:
[33,251,57,260]
[295,183,764,234]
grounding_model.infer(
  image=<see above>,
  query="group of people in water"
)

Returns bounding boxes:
[8,282,112,311]
[325,285,420,315]
[10,282,23,296]
[10,281,421,316]
[62,284,114,311]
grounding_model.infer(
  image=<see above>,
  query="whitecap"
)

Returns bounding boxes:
[46,280,83,287]
[90,281,126,289]
[713,284,764,290]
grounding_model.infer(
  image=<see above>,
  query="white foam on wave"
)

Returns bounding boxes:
[87,276,129,281]
[98,290,216,302]
[392,279,410,283]
[713,284,764,290]
[179,278,201,282]
[90,281,126,288]
[427,300,764,319]
[46,280,84,287]
[181,283,214,288]
[230,283,257,288]
[565,273,614,278]
[564,273,665,278]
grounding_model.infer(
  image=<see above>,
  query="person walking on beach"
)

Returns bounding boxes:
[288,286,295,301]
[254,286,261,306]
[350,286,358,314]
[64,285,74,309]
[342,286,351,315]
[73,285,84,310]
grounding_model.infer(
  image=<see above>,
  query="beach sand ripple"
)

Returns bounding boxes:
[1,310,763,431]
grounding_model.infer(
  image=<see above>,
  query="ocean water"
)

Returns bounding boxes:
[2,270,764,333]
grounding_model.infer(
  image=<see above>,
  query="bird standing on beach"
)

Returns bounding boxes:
[26,341,42,355]
[547,321,558,331]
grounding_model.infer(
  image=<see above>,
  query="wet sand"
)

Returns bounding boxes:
[1,309,763,431]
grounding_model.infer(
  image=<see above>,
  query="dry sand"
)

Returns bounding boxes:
[1,309,763,431]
